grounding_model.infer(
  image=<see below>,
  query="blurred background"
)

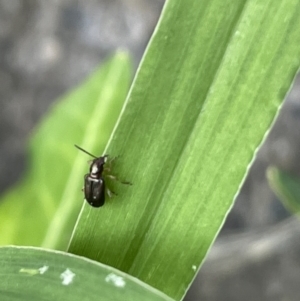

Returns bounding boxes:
[0,1,300,300]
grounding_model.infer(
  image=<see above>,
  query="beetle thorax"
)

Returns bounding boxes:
[90,163,100,177]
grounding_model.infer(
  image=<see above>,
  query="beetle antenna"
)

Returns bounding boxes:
[74,144,98,159]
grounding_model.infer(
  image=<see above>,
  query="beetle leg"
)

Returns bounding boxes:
[108,156,118,163]
[104,166,111,173]
[106,174,132,185]
[107,187,117,198]
[104,156,119,172]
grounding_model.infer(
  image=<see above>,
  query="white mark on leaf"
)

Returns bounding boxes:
[19,265,49,276]
[19,268,39,276]
[105,273,126,288]
[39,266,49,274]
[60,268,75,285]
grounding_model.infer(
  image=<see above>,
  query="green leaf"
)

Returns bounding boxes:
[267,166,300,214]
[68,0,300,300]
[0,246,174,301]
[0,52,131,250]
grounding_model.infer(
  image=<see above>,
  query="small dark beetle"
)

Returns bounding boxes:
[75,145,130,207]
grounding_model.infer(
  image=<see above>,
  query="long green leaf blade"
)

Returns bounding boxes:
[0,246,173,301]
[67,0,300,299]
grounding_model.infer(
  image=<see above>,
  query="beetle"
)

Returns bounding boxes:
[75,145,131,207]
